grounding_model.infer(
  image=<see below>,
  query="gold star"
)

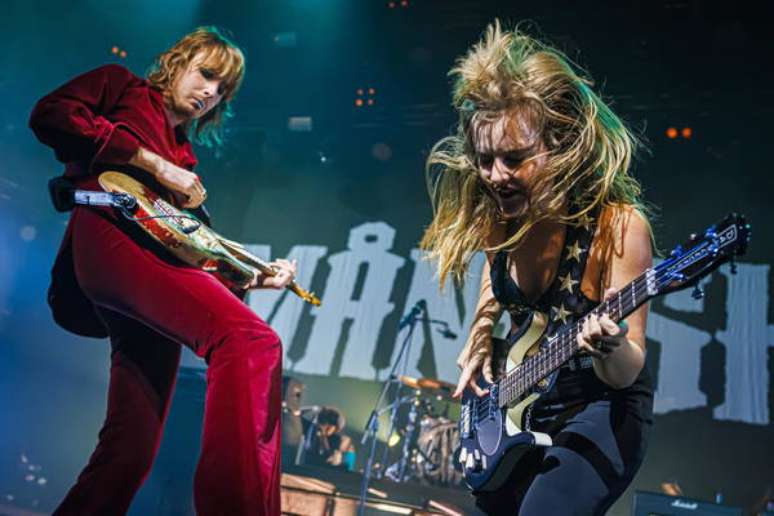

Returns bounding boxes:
[558,272,579,294]
[566,241,585,262]
[552,303,572,325]
[574,212,593,231]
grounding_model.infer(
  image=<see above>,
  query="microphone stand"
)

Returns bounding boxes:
[294,407,322,466]
[357,303,424,516]
[416,316,458,339]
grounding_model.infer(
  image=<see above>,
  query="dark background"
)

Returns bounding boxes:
[1,1,772,514]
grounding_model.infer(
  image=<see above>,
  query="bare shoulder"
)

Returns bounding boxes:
[599,204,652,256]
[597,204,653,289]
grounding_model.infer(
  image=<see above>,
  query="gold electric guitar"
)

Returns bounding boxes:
[98,171,321,306]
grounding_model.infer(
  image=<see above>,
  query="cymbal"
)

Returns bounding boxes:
[416,378,455,392]
[398,375,456,394]
[398,375,421,389]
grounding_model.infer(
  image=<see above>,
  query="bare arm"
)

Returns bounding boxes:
[577,205,653,389]
[453,256,504,397]
[129,147,206,209]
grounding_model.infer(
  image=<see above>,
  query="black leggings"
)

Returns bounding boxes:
[473,396,652,515]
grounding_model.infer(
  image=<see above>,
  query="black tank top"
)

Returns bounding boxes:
[490,208,653,411]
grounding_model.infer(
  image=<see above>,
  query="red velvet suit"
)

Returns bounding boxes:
[30,64,282,515]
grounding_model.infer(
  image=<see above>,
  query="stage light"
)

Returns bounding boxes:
[400,0,409,6]
[665,127,678,139]
[119,50,127,58]
[681,127,693,139]
[288,116,313,132]
[387,430,401,447]
[660,481,683,496]
[387,1,396,7]
[111,46,119,54]
[355,86,377,108]
[272,32,297,48]
[19,226,36,241]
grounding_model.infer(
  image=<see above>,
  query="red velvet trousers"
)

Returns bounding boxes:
[54,207,282,515]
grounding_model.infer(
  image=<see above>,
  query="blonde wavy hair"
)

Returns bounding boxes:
[147,26,245,147]
[420,20,650,289]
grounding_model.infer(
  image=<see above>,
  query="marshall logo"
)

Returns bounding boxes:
[671,499,699,510]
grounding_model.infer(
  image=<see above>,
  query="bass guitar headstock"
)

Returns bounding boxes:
[651,213,751,297]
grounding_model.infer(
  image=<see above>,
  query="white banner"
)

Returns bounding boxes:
[235,222,773,425]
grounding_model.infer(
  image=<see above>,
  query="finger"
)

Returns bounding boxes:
[182,195,200,209]
[469,378,489,398]
[577,329,605,357]
[586,345,606,359]
[453,367,474,398]
[576,331,595,355]
[588,314,602,339]
[599,314,619,335]
[581,317,591,342]
[454,358,482,398]
[482,354,494,384]
[577,331,604,357]
[456,347,471,370]
[603,287,617,301]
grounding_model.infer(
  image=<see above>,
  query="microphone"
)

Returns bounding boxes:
[398,299,427,330]
[438,326,458,339]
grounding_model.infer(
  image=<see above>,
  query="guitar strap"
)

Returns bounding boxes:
[490,206,600,371]
[544,207,599,371]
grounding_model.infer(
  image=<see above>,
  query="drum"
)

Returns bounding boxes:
[414,417,463,486]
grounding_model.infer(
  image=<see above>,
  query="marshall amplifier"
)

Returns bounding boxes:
[633,491,743,516]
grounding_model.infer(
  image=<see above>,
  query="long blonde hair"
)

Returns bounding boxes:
[147,26,245,147]
[420,20,648,289]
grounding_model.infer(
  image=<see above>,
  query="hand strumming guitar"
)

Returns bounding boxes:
[129,147,207,208]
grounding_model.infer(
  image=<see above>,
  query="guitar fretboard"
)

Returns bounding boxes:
[494,222,742,409]
[496,269,654,408]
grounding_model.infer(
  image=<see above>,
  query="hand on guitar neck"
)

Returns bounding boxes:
[576,287,630,360]
[249,258,298,290]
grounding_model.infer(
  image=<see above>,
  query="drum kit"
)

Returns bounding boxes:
[357,301,463,515]
[381,375,463,487]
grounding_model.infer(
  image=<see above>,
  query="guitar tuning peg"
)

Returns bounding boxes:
[689,233,697,241]
[691,285,704,300]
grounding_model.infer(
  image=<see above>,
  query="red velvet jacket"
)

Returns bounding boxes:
[30,64,199,337]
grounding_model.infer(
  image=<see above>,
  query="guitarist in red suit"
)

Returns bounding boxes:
[421,21,655,515]
[29,27,294,515]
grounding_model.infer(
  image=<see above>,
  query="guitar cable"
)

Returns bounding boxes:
[54,181,202,235]
[117,208,202,235]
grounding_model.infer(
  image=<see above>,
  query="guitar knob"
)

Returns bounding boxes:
[459,447,468,464]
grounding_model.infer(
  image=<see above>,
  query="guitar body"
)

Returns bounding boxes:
[458,311,554,492]
[99,171,256,288]
[97,171,320,305]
